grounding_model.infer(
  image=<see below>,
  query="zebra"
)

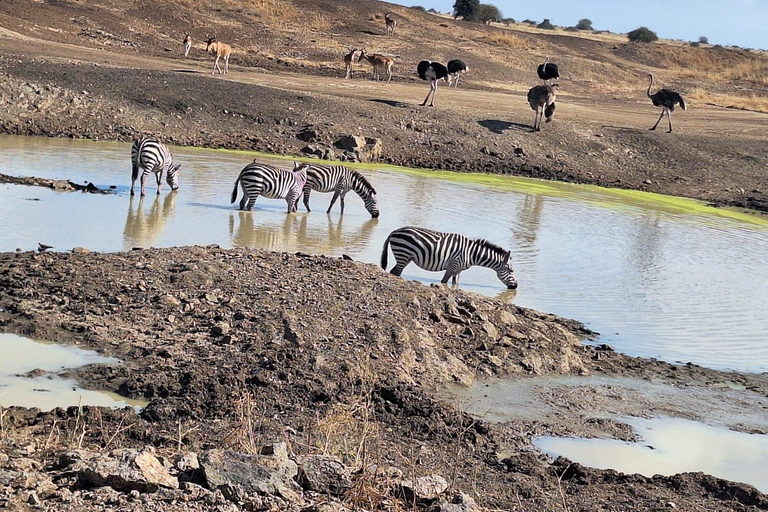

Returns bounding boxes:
[230,162,307,213]
[381,226,518,289]
[294,162,380,218]
[130,136,180,196]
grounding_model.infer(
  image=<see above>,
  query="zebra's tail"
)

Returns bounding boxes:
[380,233,392,270]
[230,173,242,204]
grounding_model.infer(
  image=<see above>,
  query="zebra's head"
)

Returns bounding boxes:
[496,249,517,289]
[365,194,380,218]
[166,164,180,191]
[292,161,309,188]
[476,239,517,289]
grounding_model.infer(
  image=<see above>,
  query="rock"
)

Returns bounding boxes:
[62,447,178,492]
[335,135,366,150]
[296,128,324,143]
[496,310,518,325]
[426,492,480,512]
[72,247,90,254]
[199,444,301,501]
[211,322,230,336]
[397,474,449,503]
[481,321,500,340]
[175,452,199,472]
[296,455,352,494]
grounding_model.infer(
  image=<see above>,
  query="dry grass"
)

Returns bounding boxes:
[688,88,768,113]
[485,31,526,49]
[223,391,267,454]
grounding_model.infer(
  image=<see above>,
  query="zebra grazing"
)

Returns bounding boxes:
[231,162,307,213]
[295,162,380,218]
[130,136,180,196]
[381,226,518,289]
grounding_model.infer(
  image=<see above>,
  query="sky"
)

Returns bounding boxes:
[392,0,768,50]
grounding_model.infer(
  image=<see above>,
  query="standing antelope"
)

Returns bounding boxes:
[343,47,363,79]
[183,34,192,57]
[385,13,397,36]
[359,49,394,83]
[205,35,231,74]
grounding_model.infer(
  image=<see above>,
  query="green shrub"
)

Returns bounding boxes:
[411,5,426,11]
[576,18,593,30]
[453,0,480,19]
[698,36,708,44]
[472,3,503,23]
[537,18,555,30]
[689,41,700,47]
[565,26,579,32]
[627,26,658,43]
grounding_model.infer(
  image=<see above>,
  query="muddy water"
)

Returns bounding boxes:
[536,417,768,493]
[0,333,146,411]
[1,135,768,373]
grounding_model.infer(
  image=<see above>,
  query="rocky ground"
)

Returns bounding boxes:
[1,1,768,510]
[1,248,767,511]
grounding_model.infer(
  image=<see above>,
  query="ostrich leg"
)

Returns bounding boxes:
[666,110,673,133]
[650,108,666,131]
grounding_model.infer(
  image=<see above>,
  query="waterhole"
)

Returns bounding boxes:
[535,417,768,493]
[1,135,767,372]
[0,333,146,411]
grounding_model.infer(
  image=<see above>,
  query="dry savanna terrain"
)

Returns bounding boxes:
[1,1,768,512]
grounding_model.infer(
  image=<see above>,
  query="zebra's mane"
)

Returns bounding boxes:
[351,170,377,195]
[473,238,510,259]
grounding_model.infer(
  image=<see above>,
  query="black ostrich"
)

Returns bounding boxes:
[647,73,686,132]
[527,84,558,131]
[417,60,449,107]
[537,56,559,84]
[446,59,469,88]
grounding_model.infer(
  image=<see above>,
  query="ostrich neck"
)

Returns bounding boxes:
[647,75,654,98]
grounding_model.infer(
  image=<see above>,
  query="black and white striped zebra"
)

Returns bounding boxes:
[230,162,307,213]
[295,162,380,218]
[381,226,517,289]
[130,136,180,196]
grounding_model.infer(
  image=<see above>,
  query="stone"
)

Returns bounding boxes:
[335,135,366,150]
[397,474,449,503]
[296,454,352,494]
[61,447,178,493]
[72,247,90,254]
[211,322,230,336]
[199,444,301,501]
[426,492,480,512]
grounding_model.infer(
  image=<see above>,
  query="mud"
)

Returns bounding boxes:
[1,247,767,511]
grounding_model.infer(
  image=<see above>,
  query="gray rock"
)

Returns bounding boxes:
[335,135,366,150]
[397,474,449,503]
[426,492,480,512]
[199,444,301,502]
[61,447,178,493]
[296,454,352,494]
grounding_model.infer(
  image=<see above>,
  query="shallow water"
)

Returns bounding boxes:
[0,333,146,411]
[1,135,768,373]
[535,417,768,493]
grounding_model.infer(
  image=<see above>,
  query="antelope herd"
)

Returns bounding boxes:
[179,12,686,133]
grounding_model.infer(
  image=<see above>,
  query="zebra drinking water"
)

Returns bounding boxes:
[130,136,180,196]
[231,162,307,213]
[381,226,518,289]
[294,162,380,218]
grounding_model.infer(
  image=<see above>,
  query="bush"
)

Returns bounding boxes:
[411,5,425,11]
[471,3,503,23]
[698,36,708,44]
[689,41,700,47]
[576,18,593,30]
[522,19,537,25]
[502,17,515,24]
[627,26,658,43]
[537,18,555,29]
[565,26,579,32]
[428,7,437,13]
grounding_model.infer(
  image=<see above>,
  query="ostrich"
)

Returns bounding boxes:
[527,84,558,131]
[537,56,559,84]
[647,73,686,132]
[447,59,469,88]
[417,60,449,107]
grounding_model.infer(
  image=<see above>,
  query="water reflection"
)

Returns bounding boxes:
[512,194,544,257]
[228,211,379,255]
[123,192,178,249]
[535,416,768,493]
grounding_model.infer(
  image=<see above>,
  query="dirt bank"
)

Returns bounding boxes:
[1,247,767,511]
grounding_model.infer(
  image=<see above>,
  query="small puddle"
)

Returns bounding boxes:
[535,416,768,493]
[0,333,146,411]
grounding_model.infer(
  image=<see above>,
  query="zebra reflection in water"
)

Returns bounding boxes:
[123,192,177,249]
[381,226,517,289]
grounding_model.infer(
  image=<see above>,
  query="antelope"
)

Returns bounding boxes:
[359,49,394,83]
[385,13,397,36]
[205,35,231,74]
[183,34,192,57]
[343,47,363,79]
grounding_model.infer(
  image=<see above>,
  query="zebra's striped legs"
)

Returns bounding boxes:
[239,194,256,211]
[155,170,163,195]
[326,189,344,214]
[389,258,411,276]
[302,187,312,212]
